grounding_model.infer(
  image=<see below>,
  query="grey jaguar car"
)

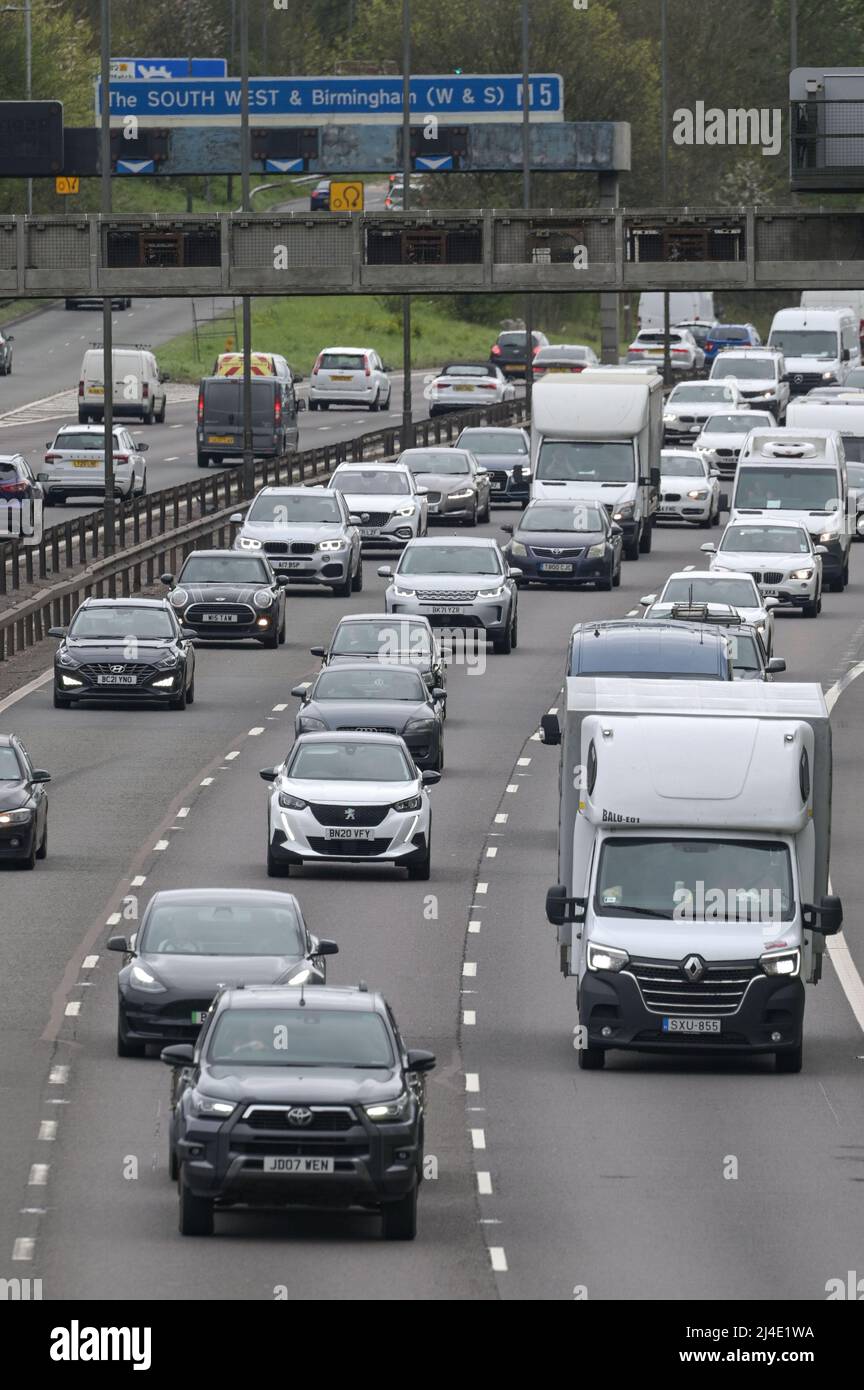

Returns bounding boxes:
[394,447,491,525]
[292,662,445,771]
[231,486,362,597]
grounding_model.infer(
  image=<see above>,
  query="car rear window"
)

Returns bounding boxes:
[0,460,23,481]
[572,636,722,675]
[321,353,365,370]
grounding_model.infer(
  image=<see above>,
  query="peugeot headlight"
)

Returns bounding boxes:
[190,1092,236,1119]
[613,502,634,521]
[687,489,708,500]
[168,588,188,607]
[760,948,800,978]
[393,583,417,598]
[238,536,262,550]
[476,584,506,599]
[586,542,605,559]
[318,538,347,552]
[790,568,813,580]
[0,807,33,826]
[586,941,630,973]
[364,1092,410,1122]
[253,589,274,608]
[297,716,327,733]
[129,963,167,993]
[510,541,528,558]
[278,792,308,810]
[448,488,475,500]
[394,505,416,517]
[393,793,422,812]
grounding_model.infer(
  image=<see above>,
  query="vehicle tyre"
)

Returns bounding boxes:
[169,1148,179,1182]
[462,502,478,528]
[493,622,513,654]
[267,843,291,877]
[333,572,353,598]
[185,675,195,705]
[134,469,146,498]
[612,560,622,588]
[18,833,37,870]
[436,741,444,772]
[639,519,653,553]
[261,622,280,649]
[801,596,819,618]
[577,1042,606,1070]
[319,402,330,411]
[624,531,640,561]
[143,406,154,426]
[370,391,380,412]
[277,609,287,644]
[77,410,90,424]
[381,1186,418,1241]
[156,401,166,424]
[480,494,491,523]
[510,613,518,649]
[429,406,440,418]
[351,555,363,591]
[596,569,614,591]
[698,512,712,529]
[710,501,720,527]
[169,683,188,711]
[53,688,72,709]
[36,822,47,860]
[117,1019,146,1058]
[775,1042,803,1074]
[178,1167,214,1237]
[196,452,210,469]
[308,399,318,411]
[406,836,431,881]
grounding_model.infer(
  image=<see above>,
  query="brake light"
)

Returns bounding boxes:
[142,383,149,399]
[491,345,501,355]
[197,389,204,421]
[478,382,496,390]
[0,480,28,496]
[113,453,129,462]
[274,396,282,422]
[78,379,84,397]
[45,453,59,462]
[364,356,371,377]
[313,353,323,375]
[532,345,540,355]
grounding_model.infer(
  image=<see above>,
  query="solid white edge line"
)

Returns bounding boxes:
[0,669,52,715]
[824,662,864,1035]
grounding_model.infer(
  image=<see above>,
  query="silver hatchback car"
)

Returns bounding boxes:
[378,535,520,654]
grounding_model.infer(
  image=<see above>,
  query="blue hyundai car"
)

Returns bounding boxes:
[702,323,761,365]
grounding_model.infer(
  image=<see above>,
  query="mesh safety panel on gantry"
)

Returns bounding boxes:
[27,219,89,269]
[0,222,16,271]
[755,213,864,262]
[232,220,353,269]
[494,216,615,265]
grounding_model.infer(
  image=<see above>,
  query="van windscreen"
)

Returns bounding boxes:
[536,440,634,483]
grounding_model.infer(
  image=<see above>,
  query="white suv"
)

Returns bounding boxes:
[709,348,789,421]
[309,346,393,412]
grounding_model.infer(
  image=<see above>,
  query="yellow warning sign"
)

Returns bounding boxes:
[55,176,79,196]
[329,180,364,213]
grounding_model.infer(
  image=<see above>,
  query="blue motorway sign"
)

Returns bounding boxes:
[96,74,564,127]
[111,58,228,80]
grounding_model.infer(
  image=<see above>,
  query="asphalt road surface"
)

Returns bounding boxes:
[1,512,863,1300]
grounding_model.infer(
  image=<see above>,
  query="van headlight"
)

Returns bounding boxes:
[613,503,634,521]
[586,942,630,973]
[760,948,800,977]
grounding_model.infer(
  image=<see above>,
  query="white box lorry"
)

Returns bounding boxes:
[542,678,843,1072]
[530,370,663,560]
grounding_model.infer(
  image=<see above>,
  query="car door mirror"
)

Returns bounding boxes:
[814,545,829,555]
[767,657,786,673]
[421,769,441,786]
[294,373,305,384]
[160,573,174,586]
[160,1043,195,1067]
[290,684,309,698]
[31,769,51,783]
[229,512,243,524]
[180,627,198,641]
[639,594,656,606]
[431,687,446,700]
[610,523,623,536]
[259,767,279,782]
[315,939,339,956]
[500,523,514,534]
[107,935,128,952]
[763,596,780,609]
[47,626,67,638]
[415,486,428,496]
[377,566,393,578]
[406,1048,436,1073]
[310,645,325,657]
[296,397,307,410]
[160,372,171,382]
[507,566,523,578]
[276,574,290,586]
[138,442,149,452]
[348,514,362,525]
[700,542,716,553]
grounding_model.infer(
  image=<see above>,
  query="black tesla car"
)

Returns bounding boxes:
[291,662,445,771]
[49,598,196,709]
[109,887,338,1056]
[161,549,289,647]
[500,500,624,589]
[0,734,49,869]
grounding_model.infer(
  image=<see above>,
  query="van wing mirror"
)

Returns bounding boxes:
[545,885,586,926]
[803,895,843,936]
[540,713,561,745]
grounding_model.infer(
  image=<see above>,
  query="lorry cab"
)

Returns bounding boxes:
[543,679,842,1073]
[530,370,662,560]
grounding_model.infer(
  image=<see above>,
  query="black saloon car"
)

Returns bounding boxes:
[109,887,338,1056]
[49,598,196,709]
[292,662,445,771]
[162,984,435,1239]
[0,734,49,868]
[161,549,289,647]
[501,500,623,589]
[313,613,447,709]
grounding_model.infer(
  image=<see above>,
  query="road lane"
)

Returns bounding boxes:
[0,515,862,1298]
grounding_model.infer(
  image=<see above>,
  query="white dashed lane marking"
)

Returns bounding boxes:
[470,1129,486,1150]
[82,955,98,970]
[12,1238,34,1261]
[28,1165,49,1186]
[131,875,146,887]
[468,919,481,933]
[477,1172,493,1195]
[49,1066,68,1085]
[463,1010,476,1026]
[490,1247,509,1273]
[64,1002,81,1017]
[154,840,169,852]
[38,1121,57,1142]
[465,1073,479,1092]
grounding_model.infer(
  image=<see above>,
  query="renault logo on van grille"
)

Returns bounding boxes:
[682,954,706,982]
